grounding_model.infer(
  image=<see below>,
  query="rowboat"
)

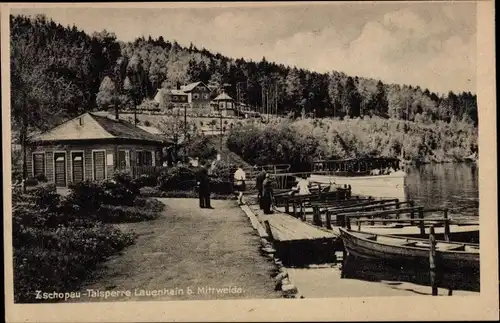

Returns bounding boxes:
[308,158,407,199]
[339,228,479,271]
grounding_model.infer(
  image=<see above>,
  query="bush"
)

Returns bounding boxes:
[34,173,48,182]
[24,177,38,187]
[132,174,158,188]
[67,180,106,214]
[13,224,136,303]
[157,166,197,191]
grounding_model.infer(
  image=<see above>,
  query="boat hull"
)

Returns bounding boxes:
[339,228,479,272]
[309,171,406,199]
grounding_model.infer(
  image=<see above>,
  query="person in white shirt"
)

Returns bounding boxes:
[234,165,247,205]
[294,175,311,195]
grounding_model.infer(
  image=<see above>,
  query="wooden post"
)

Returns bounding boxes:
[357,220,361,231]
[300,201,306,221]
[285,200,289,214]
[315,209,322,226]
[429,225,438,296]
[263,220,275,242]
[326,210,332,230]
[409,200,415,225]
[443,209,450,242]
[346,216,351,230]
[418,210,425,236]
[292,201,297,218]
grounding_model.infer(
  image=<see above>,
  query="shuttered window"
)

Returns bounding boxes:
[33,153,45,177]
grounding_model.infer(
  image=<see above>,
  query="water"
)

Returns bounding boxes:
[404,163,479,219]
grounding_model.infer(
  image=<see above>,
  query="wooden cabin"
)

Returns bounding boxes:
[26,112,172,187]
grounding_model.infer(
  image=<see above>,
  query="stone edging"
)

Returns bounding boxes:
[240,204,302,299]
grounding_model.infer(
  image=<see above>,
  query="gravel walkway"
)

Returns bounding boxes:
[76,198,281,302]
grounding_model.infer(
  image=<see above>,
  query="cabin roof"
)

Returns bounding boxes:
[29,112,169,144]
[181,81,210,92]
[213,92,234,101]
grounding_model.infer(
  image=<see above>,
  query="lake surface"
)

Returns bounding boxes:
[404,163,479,219]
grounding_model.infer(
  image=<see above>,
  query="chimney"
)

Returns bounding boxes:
[176,82,181,90]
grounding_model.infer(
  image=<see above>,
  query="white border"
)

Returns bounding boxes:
[2,2,498,322]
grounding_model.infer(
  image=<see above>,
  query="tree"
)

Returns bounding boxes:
[374,80,388,116]
[11,15,89,186]
[343,76,361,117]
[96,76,120,111]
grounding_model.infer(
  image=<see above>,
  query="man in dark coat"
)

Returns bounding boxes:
[261,174,274,214]
[197,163,212,209]
[255,169,267,209]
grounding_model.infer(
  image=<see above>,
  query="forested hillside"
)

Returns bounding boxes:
[11,14,478,142]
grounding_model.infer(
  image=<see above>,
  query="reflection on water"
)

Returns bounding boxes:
[342,256,480,292]
[405,163,479,219]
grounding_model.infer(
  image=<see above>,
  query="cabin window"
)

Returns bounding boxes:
[193,93,200,99]
[172,96,178,102]
[117,150,130,169]
[33,152,45,177]
[203,94,209,99]
[136,150,153,166]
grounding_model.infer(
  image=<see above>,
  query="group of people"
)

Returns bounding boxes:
[197,162,312,214]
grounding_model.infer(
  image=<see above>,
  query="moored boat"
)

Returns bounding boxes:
[308,157,407,199]
[339,228,479,271]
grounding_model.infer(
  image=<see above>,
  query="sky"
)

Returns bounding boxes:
[12,2,477,94]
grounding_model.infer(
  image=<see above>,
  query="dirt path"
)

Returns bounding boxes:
[77,198,281,302]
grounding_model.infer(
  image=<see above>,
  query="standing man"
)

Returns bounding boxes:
[234,165,247,205]
[197,162,212,209]
[261,174,274,214]
[256,169,267,209]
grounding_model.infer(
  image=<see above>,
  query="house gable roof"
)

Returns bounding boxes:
[153,88,188,103]
[213,92,234,101]
[29,112,167,144]
[181,81,210,93]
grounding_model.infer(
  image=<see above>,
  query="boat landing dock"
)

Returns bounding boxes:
[248,204,341,266]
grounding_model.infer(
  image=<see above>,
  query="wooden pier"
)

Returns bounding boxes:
[249,204,341,266]
[275,190,479,243]
[247,182,478,267]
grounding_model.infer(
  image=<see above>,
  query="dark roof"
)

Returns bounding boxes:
[89,113,167,143]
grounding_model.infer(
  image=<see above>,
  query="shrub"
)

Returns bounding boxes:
[157,166,197,191]
[13,224,136,303]
[67,180,106,214]
[34,173,48,182]
[132,174,158,188]
[184,134,217,161]
[24,177,38,187]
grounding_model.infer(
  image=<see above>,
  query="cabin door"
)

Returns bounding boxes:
[93,151,106,180]
[71,152,84,183]
[54,152,67,187]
